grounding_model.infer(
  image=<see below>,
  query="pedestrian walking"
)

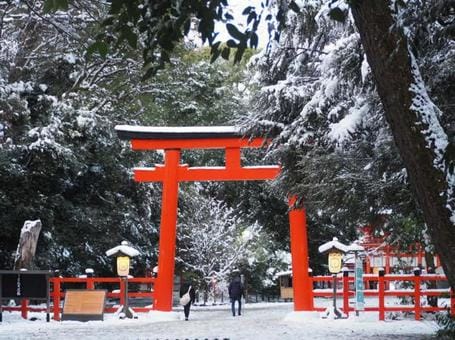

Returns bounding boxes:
[180,281,196,321]
[228,275,244,316]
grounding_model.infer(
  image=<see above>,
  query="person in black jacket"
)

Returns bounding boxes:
[228,275,244,316]
[179,281,196,321]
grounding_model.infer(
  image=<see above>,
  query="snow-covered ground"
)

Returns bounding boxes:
[0,302,438,339]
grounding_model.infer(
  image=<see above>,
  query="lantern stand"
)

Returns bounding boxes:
[318,237,348,319]
[106,241,140,319]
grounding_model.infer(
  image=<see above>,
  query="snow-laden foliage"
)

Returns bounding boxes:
[236,0,454,257]
[244,2,377,149]
[176,184,292,299]
[388,0,455,226]
[0,0,162,274]
[237,2,407,239]
[408,50,454,225]
[177,193,262,294]
[0,1,284,283]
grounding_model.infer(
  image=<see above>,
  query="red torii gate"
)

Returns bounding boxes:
[115,125,313,312]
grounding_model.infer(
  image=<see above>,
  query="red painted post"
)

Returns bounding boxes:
[154,149,181,311]
[414,268,421,320]
[343,269,350,316]
[378,268,385,321]
[21,299,28,319]
[288,196,313,311]
[53,278,61,321]
[86,269,95,289]
[225,147,241,170]
[364,256,370,274]
[87,277,95,290]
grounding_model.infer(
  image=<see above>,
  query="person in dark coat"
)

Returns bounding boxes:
[179,282,196,320]
[228,275,244,316]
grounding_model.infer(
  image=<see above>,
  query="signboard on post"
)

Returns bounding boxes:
[318,238,348,320]
[1,272,48,299]
[328,252,343,274]
[355,257,365,311]
[106,241,139,319]
[0,270,53,323]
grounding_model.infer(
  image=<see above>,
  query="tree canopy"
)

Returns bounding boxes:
[67,0,455,288]
[1,0,454,294]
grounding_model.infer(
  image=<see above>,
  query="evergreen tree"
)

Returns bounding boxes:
[77,0,454,288]
[0,1,284,282]
[0,0,163,274]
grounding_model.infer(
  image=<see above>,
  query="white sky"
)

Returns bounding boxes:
[215,0,270,47]
[184,0,271,49]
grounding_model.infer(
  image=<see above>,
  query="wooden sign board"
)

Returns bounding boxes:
[62,290,107,321]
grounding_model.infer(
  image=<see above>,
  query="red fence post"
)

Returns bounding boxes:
[53,277,61,321]
[378,268,385,321]
[414,268,421,321]
[343,269,350,316]
[87,277,95,290]
[21,299,28,319]
[86,269,95,289]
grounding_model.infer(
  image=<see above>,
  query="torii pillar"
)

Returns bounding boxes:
[115,125,313,311]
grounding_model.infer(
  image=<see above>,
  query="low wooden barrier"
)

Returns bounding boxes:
[1,276,155,321]
[2,273,454,321]
[312,272,454,320]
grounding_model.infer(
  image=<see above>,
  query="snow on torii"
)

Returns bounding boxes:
[115,125,280,182]
[115,125,313,312]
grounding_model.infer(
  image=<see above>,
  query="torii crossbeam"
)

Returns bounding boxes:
[115,125,313,311]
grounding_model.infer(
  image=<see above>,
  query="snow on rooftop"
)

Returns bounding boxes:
[275,270,292,277]
[318,237,350,254]
[346,242,365,252]
[105,241,140,257]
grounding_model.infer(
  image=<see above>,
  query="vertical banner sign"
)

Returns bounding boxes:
[355,256,365,311]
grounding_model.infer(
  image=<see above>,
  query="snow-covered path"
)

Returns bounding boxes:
[0,302,438,339]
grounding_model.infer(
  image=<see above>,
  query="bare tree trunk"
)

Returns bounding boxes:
[350,1,455,289]
[14,219,42,270]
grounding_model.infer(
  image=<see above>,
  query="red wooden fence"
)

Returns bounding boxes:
[2,276,155,321]
[2,273,454,321]
[312,272,455,320]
